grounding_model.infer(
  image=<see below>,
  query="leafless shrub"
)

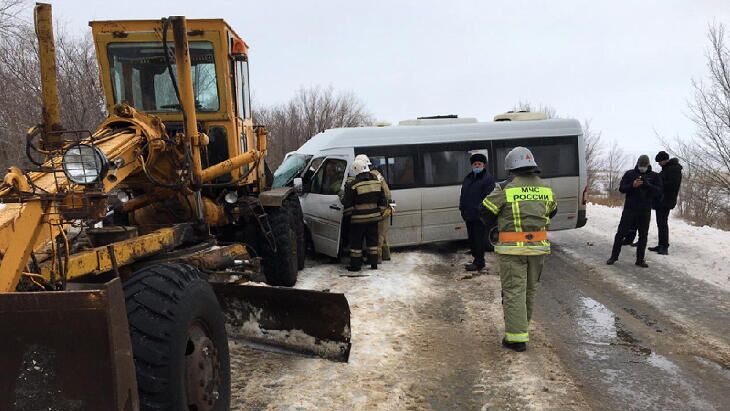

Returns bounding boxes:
[602,140,630,206]
[255,86,373,168]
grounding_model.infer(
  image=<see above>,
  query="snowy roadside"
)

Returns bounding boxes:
[551,203,730,291]
[230,252,441,410]
[230,247,589,410]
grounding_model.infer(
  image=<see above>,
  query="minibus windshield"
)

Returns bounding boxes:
[273,154,311,188]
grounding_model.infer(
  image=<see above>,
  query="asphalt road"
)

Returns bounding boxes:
[229,242,730,410]
[535,248,730,411]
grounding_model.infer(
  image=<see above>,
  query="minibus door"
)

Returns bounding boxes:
[299,156,350,257]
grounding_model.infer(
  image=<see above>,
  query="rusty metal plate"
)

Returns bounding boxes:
[0,278,138,411]
[214,284,351,362]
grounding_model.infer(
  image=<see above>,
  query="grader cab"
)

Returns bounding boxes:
[0,4,350,410]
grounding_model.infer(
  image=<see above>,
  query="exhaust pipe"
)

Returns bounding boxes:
[33,3,63,150]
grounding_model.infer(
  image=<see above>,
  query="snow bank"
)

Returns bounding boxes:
[551,203,730,291]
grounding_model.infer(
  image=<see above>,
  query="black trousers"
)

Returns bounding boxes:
[341,215,351,253]
[623,208,671,248]
[466,220,486,267]
[656,208,670,248]
[611,209,651,262]
[349,222,378,268]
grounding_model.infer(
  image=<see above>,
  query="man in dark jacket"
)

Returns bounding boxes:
[648,151,683,255]
[459,152,496,271]
[607,155,663,268]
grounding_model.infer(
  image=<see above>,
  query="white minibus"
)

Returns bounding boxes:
[272,114,588,258]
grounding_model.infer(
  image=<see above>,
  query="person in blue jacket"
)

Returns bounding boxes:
[459,152,496,271]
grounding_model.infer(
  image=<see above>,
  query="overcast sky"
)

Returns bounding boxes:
[38,0,730,163]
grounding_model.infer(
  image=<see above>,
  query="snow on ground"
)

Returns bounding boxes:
[294,251,440,367]
[551,203,730,291]
[230,247,589,410]
[230,251,441,410]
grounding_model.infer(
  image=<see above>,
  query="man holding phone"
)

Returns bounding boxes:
[607,155,663,268]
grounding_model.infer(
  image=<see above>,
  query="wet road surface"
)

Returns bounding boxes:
[536,249,730,410]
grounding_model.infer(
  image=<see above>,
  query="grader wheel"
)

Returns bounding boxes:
[123,263,231,411]
[284,196,306,270]
[261,205,299,286]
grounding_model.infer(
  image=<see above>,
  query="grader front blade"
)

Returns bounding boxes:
[215,284,352,362]
[0,278,138,411]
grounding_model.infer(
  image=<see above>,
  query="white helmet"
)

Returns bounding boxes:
[504,146,538,171]
[355,154,372,165]
[352,158,370,175]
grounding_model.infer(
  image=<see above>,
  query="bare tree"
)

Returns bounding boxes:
[0,0,24,36]
[604,140,629,206]
[685,23,730,198]
[583,120,604,193]
[0,14,105,171]
[662,23,730,229]
[255,86,373,168]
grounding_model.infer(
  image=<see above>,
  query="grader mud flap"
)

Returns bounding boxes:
[0,278,139,411]
[214,284,352,362]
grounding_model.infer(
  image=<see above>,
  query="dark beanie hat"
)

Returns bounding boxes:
[470,153,487,164]
[655,151,669,162]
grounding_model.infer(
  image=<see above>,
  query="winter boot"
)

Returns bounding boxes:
[465,263,484,272]
[657,246,669,255]
[635,260,649,268]
[502,338,527,352]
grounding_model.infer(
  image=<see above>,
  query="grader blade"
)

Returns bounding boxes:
[0,278,138,411]
[214,284,351,362]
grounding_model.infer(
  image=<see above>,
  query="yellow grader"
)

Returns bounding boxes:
[0,4,350,410]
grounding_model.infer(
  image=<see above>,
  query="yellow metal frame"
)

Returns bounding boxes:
[89,19,259,184]
[38,227,183,282]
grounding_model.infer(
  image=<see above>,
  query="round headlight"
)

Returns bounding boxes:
[62,144,109,185]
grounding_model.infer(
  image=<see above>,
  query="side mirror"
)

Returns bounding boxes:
[293,177,304,194]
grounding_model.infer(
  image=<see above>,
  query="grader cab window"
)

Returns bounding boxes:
[108,41,220,112]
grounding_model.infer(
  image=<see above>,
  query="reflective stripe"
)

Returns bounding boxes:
[505,332,529,342]
[513,201,523,247]
[352,180,382,194]
[495,244,551,256]
[505,186,554,202]
[482,198,500,214]
[354,203,378,210]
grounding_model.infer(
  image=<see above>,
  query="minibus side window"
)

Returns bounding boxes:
[493,136,579,180]
[311,158,347,195]
[423,151,472,186]
[388,156,416,186]
[356,147,418,189]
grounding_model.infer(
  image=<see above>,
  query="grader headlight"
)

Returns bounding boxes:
[62,144,109,185]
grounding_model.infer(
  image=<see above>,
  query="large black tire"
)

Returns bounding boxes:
[261,206,298,286]
[284,196,306,270]
[124,263,231,411]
